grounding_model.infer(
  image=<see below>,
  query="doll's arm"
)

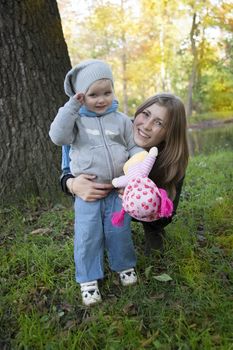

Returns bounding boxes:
[133,147,158,177]
[112,175,128,188]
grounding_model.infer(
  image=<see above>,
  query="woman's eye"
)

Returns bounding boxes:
[142,111,149,117]
[154,120,163,127]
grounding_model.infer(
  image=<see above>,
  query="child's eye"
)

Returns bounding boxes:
[105,92,112,96]
[89,93,96,97]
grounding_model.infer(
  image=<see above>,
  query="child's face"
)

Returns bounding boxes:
[84,79,114,114]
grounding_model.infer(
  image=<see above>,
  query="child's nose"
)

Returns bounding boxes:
[98,95,105,103]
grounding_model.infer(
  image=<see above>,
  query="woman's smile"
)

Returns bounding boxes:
[137,128,151,139]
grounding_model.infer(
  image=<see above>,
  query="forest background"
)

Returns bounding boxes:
[1,1,233,348]
[0,0,232,203]
[58,0,233,118]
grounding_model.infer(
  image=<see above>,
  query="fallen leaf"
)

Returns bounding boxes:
[140,330,159,347]
[123,302,138,316]
[60,303,73,312]
[64,320,77,330]
[145,265,153,278]
[153,273,172,282]
[30,228,53,235]
[149,293,165,300]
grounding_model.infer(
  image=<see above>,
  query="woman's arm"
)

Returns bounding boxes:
[60,145,73,196]
[68,175,113,201]
[63,174,113,201]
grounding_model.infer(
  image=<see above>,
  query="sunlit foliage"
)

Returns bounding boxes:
[58,0,233,116]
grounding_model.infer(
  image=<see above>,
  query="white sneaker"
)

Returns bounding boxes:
[119,268,137,286]
[80,280,102,306]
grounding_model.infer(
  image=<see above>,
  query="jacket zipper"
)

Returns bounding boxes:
[98,117,115,179]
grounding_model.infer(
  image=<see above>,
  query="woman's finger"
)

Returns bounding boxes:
[93,183,113,190]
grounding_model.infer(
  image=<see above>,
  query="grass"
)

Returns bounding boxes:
[1,150,233,350]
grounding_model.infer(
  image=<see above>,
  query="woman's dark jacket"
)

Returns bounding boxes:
[60,167,184,234]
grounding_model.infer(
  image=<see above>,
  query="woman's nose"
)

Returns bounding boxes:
[143,118,153,130]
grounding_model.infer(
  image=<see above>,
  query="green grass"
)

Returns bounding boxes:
[1,151,233,350]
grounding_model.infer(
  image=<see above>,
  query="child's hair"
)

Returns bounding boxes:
[134,93,189,199]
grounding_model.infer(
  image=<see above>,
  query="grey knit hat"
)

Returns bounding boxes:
[64,59,114,97]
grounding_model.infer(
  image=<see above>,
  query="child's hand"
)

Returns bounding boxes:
[74,93,85,104]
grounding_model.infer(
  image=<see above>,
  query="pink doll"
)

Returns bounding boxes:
[111,147,173,226]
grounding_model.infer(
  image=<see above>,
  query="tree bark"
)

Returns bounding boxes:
[120,0,128,115]
[0,0,71,204]
[186,12,198,117]
[121,37,129,115]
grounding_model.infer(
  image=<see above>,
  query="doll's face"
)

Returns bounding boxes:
[133,103,167,150]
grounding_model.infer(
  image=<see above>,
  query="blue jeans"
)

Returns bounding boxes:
[74,190,136,283]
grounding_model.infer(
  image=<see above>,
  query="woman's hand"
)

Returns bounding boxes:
[67,174,113,201]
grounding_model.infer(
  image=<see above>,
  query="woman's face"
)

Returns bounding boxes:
[133,103,168,150]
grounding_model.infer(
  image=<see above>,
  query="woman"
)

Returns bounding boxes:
[60,93,189,254]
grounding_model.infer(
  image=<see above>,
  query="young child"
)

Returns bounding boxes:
[49,59,142,306]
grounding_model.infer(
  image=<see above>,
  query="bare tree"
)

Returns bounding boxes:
[0,0,71,204]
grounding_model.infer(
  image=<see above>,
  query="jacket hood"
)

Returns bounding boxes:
[64,59,114,97]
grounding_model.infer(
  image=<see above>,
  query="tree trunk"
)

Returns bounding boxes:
[0,0,71,205]
[120,0,128,115]
[186,12,198,117]
[122,43,129,115]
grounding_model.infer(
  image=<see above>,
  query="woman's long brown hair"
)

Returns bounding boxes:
[134,93,189,199]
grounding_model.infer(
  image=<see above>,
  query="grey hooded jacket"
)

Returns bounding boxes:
[49,69,142,183]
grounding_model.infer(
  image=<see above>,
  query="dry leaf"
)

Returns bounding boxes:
[30,228,53,235]
[153,273,172,282]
